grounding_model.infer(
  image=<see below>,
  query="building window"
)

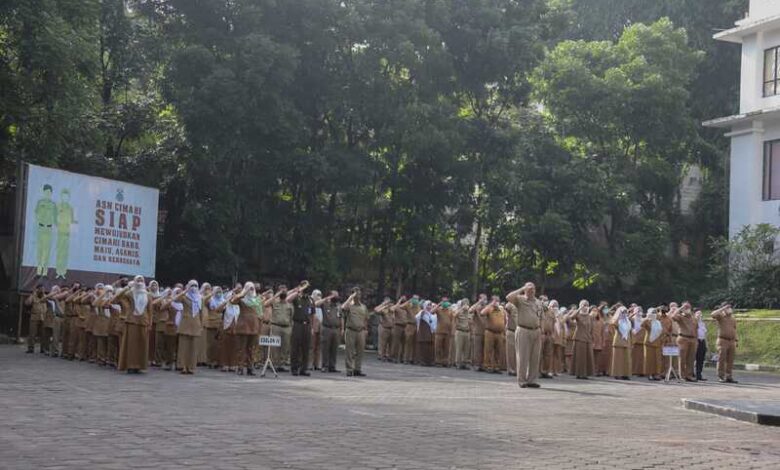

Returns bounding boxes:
[764,46,780,97]
[763,140,780,200]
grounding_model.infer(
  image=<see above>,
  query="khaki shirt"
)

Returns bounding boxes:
[435,308,453,334]
[405,304,420,325]
[29,294,47,322]
[711,311,737,341]
[377,308,394,328]
[505,303,518,331]
[541,308,556,335]
[485,308,504,333]
[511,296,542,330]
[177,296,204,337]
[674,312,696,338]
[271,301,293,327]
[454,307,470,331]
[345,303,369,331]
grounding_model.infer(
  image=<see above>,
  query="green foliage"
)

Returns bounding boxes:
[0,1,748,306]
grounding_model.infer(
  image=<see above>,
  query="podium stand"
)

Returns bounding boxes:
[259,335,281,378]
[662,345,681,383]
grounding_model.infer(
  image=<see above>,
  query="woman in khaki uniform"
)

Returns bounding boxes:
[220,285,242,372]
[230,282,262,376]
[114,276,154,374]
[174,280,204,375]
[152,288,178,370]
[609,306,632,380]
[107,282,128,368]
[552,308,566,375]
[83,287,97,363]
[91,285,113,366]
[641,308,664,381]
[591,306,606,376]
[564,308,575,373]
[204,285,227,368]
[194,283,211,366]
[565,302,594,379]
[630,307,645,376]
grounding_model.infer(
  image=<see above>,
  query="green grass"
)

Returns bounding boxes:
[739,309,780,318]
[705,318,780,366]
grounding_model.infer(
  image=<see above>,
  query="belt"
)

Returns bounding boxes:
[39,224,52,227]
[457,328,469,332]
[718,336,736,341]
[293,320,310,324]
[347,327,363,332]
[270,323,290,327]
[517,324,539,331]
[394,323,406,327]
[679,334,694,339]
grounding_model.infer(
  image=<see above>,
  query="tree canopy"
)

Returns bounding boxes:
[0,0,747,304]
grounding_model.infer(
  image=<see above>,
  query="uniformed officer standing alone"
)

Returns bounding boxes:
[341,288,369,377]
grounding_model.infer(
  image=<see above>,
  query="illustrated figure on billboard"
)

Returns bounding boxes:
[34,184,57,277]
[55,188,76,279]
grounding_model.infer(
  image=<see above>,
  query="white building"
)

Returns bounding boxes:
[704,0,780,239]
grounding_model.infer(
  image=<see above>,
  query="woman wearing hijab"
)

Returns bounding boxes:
[631,307,646,376]
[564,306,576,373]
[147,281,161,363]
[565,301,595,379]
[591,304,606,376]
[596,304,612,376]
[152,288,178,370]
[204,285,227,368]
[609,306,633,380]
[194,283,212,367]
[552,308,566,375]
[219,284,242,372]
[641,308,664,381]
[415,301,437,366]
[173,280,204,375]
[115,275,154,374]
[230,282,262,376]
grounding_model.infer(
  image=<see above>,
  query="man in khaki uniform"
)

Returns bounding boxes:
[507,282,543,389]
[269,283,307,372]
[374,297,395,361]
[390,296,409,363]
[319,291,342,373]
[404,297,420,364]
[480,296,506,374]
[711,304,738,383]
[540,300,557,378]
[453,299,471,369]
[25,285,48,353]
[504,301,518,375]
[433,297,454,367]
[342,288,369,377]
[670,302,697,382]
[469,294,488,371]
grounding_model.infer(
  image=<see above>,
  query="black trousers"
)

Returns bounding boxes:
[290,321,311,374]
[695,339,707,378]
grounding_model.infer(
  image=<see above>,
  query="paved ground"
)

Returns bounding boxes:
[1,345,779,470]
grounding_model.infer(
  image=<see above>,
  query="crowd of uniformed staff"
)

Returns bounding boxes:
[23,277,740,387]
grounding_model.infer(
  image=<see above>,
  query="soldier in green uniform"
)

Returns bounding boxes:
[35,185,57,277]
[55,189,76,279]
[341,287,369,377]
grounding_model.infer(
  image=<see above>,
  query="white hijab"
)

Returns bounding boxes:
[131,276,149,316]
[170,288,184,327]
[647,309,662,343]
[209,287,225,310]
[185,280,202,317]
[617,307,631,341]
[415,301,437,332]
[632,308,643,333]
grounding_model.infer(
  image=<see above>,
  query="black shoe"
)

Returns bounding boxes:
[519,383,528,388]
[277,367,288,372]
[527,383,541,388]
[576,376,588,380]
[354,371,366,377]
[291,371,299,376]
[346,371,354,377]
[329,368,341,373]
[698,377,707,382]
[26,350,33,354]
[299,371,310,377]
[719,378,727,383]
[246,369,255,376]
[726,378,738,384]
[685,378,697,382]
[237,368,244,376]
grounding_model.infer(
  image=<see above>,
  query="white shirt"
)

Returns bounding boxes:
[697,319,707,340]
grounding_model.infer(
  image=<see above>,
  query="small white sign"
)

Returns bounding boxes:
[662,346,680,357]
[259,335,282,347]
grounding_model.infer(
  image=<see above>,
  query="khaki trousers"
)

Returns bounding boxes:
[270,324,291,367]
[403,325,416,363]
[483,330,505,371]
[378,325,393,360]
[677,336,697,380]
[320,326,340,371]
[391,324,406,362]
[553,344,565,374]
[61,317,73,357]
[108,334,120,366]
[27,319,45,353]
[310,327,321,369]
[454,330,470,367]
[236,334,258,369]
[515,327,542,386]
[505,329,517,374]
[49,317,63,356]
[471,333,484,369]
[717,338,736,380]
[434,333,452,367]
[540,333,554,374]
[205,328,219,366]
[345,328,366,373]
